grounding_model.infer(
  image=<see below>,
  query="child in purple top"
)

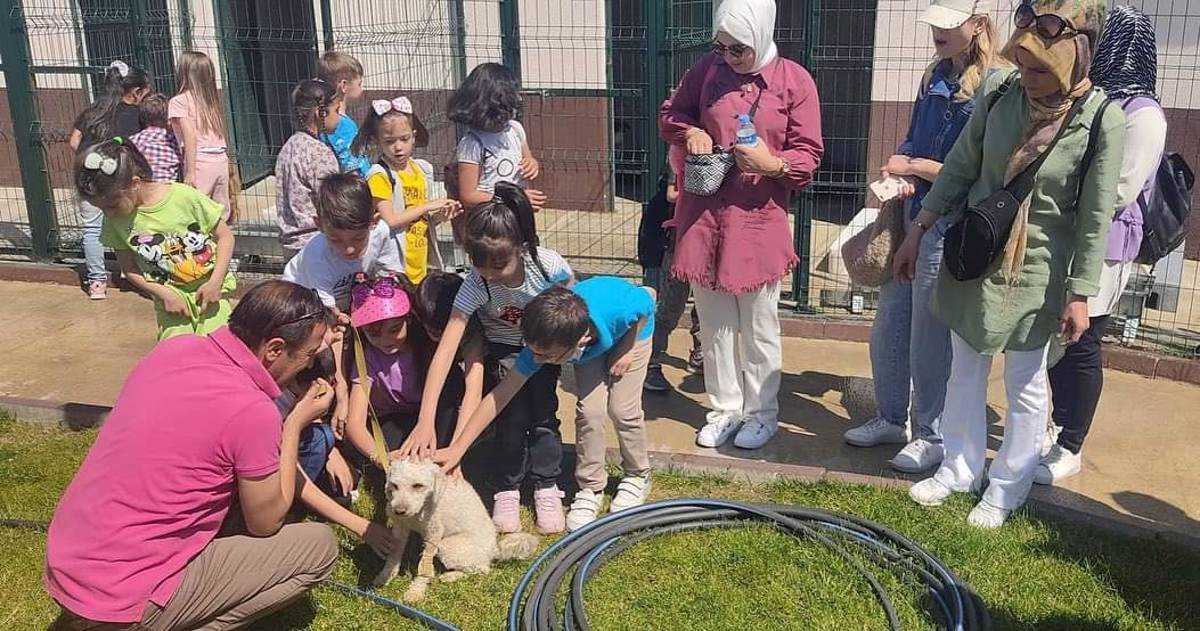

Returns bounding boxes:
[344,273,458,468]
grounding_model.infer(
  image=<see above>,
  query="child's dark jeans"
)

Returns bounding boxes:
[488,342,563,491]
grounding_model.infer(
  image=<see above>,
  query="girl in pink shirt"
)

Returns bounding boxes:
[659,0,823,451]
[170,51,232,220]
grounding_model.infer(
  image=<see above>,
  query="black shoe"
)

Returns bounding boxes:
[688,349,704,374]
[643,365,671,392]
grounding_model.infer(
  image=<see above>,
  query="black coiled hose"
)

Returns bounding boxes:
[508,498,991,631]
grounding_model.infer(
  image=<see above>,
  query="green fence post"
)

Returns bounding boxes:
[0,0,56,260]
[793,0,820,313]
[450,0,468,83]
[130,0,156,75]
[643,0,667,207]
[176,0,193,50]
[319,0,334,51]
[499,0,520,74]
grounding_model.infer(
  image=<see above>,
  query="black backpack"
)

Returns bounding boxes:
[943,77,1106,281]
[1136,151,1194,264]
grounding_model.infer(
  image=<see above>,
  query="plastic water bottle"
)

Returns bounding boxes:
[735,114,758,146]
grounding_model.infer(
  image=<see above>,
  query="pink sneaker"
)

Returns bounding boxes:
[88,279,107,300]
[533,486,566,534]
[492,490,521,533]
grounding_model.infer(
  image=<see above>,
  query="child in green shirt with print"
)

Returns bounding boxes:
[75,137,236,339]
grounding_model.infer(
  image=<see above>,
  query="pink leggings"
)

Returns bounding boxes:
[194,156,230,220]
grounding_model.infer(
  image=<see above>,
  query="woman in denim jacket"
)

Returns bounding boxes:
[844,0,1005,474]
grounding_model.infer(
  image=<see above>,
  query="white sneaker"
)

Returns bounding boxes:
[843,417,909,447]
[734,419,777,450]
[1034,444,1082,485]
[908,477,954,506]
[890,438,944,474]
[967,500,1011,529]
[608,476,652,513]
[696,413,742,448]
[566,489,603,532]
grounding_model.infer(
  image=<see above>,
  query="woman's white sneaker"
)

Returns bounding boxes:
[844,417,909,447]
[967,500,1011,529]
[890,438,944,473]
[696,413,742,448]
[566,489,603,532]
[908,477,954,506]
[1034,444,1082,485]
[609,476,652,513]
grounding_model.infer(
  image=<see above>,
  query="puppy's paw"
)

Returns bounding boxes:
[439,570,467,583]
[403,578,430,603]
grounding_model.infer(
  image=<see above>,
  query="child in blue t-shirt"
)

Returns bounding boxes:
[434,276,656,532]
[318,51,371,177]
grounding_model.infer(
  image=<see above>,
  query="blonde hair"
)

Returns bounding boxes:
[317,51,364,88]
[923,15,1006,102]
[175,51,226,137]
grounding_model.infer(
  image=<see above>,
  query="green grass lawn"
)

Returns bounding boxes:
[2,415,1198,630]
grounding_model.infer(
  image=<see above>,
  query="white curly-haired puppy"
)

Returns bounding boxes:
[373,459,540,602]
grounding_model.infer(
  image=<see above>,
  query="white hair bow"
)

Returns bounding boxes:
[108,60,130,77]
[371,97,413,117]
[83,152,118,176]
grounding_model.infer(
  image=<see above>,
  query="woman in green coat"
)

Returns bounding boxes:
[892,0,1124,528]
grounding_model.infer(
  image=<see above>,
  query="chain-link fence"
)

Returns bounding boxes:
[0,0,1197,358]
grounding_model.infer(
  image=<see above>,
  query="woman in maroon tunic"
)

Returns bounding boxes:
[660,0,823,450]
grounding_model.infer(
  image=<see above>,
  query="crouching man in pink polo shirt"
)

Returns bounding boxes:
[45,280,340,630]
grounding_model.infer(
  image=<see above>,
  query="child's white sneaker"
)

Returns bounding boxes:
[566,488,603,532]
[967,500,1011,529]
[696,413,741,448]
[1034,444,1082,485]
[908,477,954,507]
[608,476,651,513]
[734,419,777,450]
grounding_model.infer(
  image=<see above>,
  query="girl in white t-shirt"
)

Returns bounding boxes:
[447,63,547,215]
[404,182,573,535]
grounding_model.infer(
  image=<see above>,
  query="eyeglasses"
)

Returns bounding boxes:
[351,273,402,307]
[273,287,326,332]
[1014,2,1078,40]
[711,40,751,57]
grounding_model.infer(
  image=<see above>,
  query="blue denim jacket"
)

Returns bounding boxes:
[898,61,975,219]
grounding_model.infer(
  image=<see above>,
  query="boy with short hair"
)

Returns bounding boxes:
[129,93,183,183]
[317,50,371,177]
[434,277,657,531]
[282,172,403,311]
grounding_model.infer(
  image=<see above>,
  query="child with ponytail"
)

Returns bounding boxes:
[276,79,342,253]
[404,182,573,534]
[69,60,151,300]
[74,138,236,339]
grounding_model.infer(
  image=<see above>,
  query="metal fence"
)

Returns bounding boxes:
[0,0,1198,358]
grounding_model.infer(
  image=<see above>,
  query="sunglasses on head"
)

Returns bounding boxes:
[712,40,751,57]
[1014,2,1078,40]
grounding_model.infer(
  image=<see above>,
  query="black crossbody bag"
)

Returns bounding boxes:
[943,86,1105,281]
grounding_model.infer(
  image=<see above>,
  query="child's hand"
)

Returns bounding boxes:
[361,521,400,559]
[395,422,438,461]
[160,290,191,318]
[525,188,548,211]
[332,397,349,439]
[519,155,540,181]
[426,199,462,224]
[195,278,222,311]
[433,445,466,474]
[608,351,634,377]
[326,448,356,496]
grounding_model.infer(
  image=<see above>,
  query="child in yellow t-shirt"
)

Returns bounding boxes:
[353,96,461,284]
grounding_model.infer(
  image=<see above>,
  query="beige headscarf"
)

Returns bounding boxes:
[713,0,779,74]
[995,0,1106,284]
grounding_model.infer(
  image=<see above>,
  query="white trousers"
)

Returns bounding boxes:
[934,332,1050,510]
[692,282,782,426]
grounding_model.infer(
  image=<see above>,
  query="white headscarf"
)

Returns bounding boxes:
[713,0,779,74]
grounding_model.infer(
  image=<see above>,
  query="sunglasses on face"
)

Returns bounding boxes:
[1014,3,1078,40]
[712,40,752,57]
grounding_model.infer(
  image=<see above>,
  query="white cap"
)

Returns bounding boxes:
[918,0,991,29]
